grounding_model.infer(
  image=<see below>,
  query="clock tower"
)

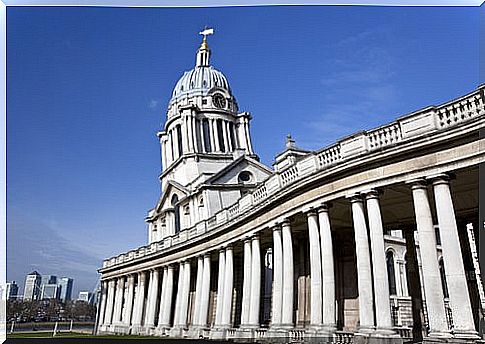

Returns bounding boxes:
[157,31,257,190]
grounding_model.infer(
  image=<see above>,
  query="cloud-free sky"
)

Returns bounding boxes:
[7,5,478,295]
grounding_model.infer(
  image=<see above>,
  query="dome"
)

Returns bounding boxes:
[170,65,232,103]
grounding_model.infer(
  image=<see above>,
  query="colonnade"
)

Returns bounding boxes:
[97,173,478,340]
[161,114,250,168]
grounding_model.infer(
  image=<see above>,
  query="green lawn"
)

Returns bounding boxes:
[8,332,164,339]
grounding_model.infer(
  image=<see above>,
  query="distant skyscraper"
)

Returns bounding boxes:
[23,271,41,301]
[78,291,93,304]
[58,277,73,301]
[40,284,59,300]
[5,281,19,300]
[41,275,57,286]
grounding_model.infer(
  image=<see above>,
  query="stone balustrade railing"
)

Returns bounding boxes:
[102,86,485,269]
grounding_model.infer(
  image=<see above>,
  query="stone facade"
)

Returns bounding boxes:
[96,33,485,343]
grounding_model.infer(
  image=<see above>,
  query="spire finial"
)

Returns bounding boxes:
[196,27,214,67]
[286,134,296,148]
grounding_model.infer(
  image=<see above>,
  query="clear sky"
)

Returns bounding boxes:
[7,5,479,296]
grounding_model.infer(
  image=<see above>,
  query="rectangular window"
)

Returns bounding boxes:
[202,119,212,152]
[229,122,237,149]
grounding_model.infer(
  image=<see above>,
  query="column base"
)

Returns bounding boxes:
[452,329,481,341]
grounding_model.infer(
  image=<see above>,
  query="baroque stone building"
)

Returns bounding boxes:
[96,32,485,343]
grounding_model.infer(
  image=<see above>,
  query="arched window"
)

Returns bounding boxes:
[439,258,449,298]
[217,119,225,152]
[176,125,183,158]
[172,194,181,235]
[386,250,397,295]
[202,119,212,152]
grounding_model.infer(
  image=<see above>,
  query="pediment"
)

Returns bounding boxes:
[205,156,273,186]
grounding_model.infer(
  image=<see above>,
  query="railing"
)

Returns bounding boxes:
[394,327,412,339]
[280,165,299,186]
[254,328,268,339]
[367,123,402,150]
[288,329,305,342]
[102,87,485,269]
[334,331,354,344]
[317,144,341,168]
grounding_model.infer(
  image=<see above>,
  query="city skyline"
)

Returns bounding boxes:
[7,5,478,296]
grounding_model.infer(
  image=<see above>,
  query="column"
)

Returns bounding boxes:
[160,136,167,171]
[173,262,184,326]
[365,190,394,333]
[132,271,146,327]
[215,248,226,326]
[271,226,283,327]
[113,277,125,325]
[104,279,116,325]
[179,261,191,327]
[123,274,135,326]
[166,132,173,166]
[408,179,449,337]
[222,120,230,152]
[241,238,252,326]
[432,175,478,338]
[157,267,168,327]
[226,121,233,151]
[160,265,174,327]
[145,269,160,328]
[249,235,261,327]
[198,253,211,327]
[349,194,374,333]
[144,270,154,326]
[318,204,336,330]
[210,118,218,152]
[172,127,179,160]
[98,281,108,328]
[214,119,221,152]
[222,246,234,327]
[281,220,294,327]
[200,120,206,153]
[187,115,194,152]
[306,210,323,328]
[193,256,204,326]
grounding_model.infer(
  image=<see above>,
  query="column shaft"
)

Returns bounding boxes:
[179,261,191,327]
[198,254,211,327]
[113,277,125,325]
[104,280,116,325]
[222,246,234,327]
[98,281,108,327]
[365,191,393,331]
[249,236,261,326]
[318,205,336,329]
[215,249,226,326]
[409,180,449,336]
[173,263,184,326]
[123,275,135,326]
[193,256,204,326]
[132,272,146,326]
[160,266,174,327]
[307,211,323,327]
[432,176,478,337]
[157,267,168,327]
[281,220,294,326]
[145,269,159,327]
[241,239,252,326]
[272,227,283,327]
[350,196,375,332]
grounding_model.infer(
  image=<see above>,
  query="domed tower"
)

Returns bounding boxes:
[157,31,256,189]
[147,30,271,244]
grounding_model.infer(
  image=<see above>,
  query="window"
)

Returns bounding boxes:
[238,171,253,183]
[439,258,449,298]
[176,125,183,157]
[229,122,237,149]
[386,251,397,295]
[202,119,212,152]
[172,195,181,234]
[217,119,225,152]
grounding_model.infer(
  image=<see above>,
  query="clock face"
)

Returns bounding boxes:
[212,93,227,109]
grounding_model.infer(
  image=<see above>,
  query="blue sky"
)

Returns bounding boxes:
[7,5,479,295]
